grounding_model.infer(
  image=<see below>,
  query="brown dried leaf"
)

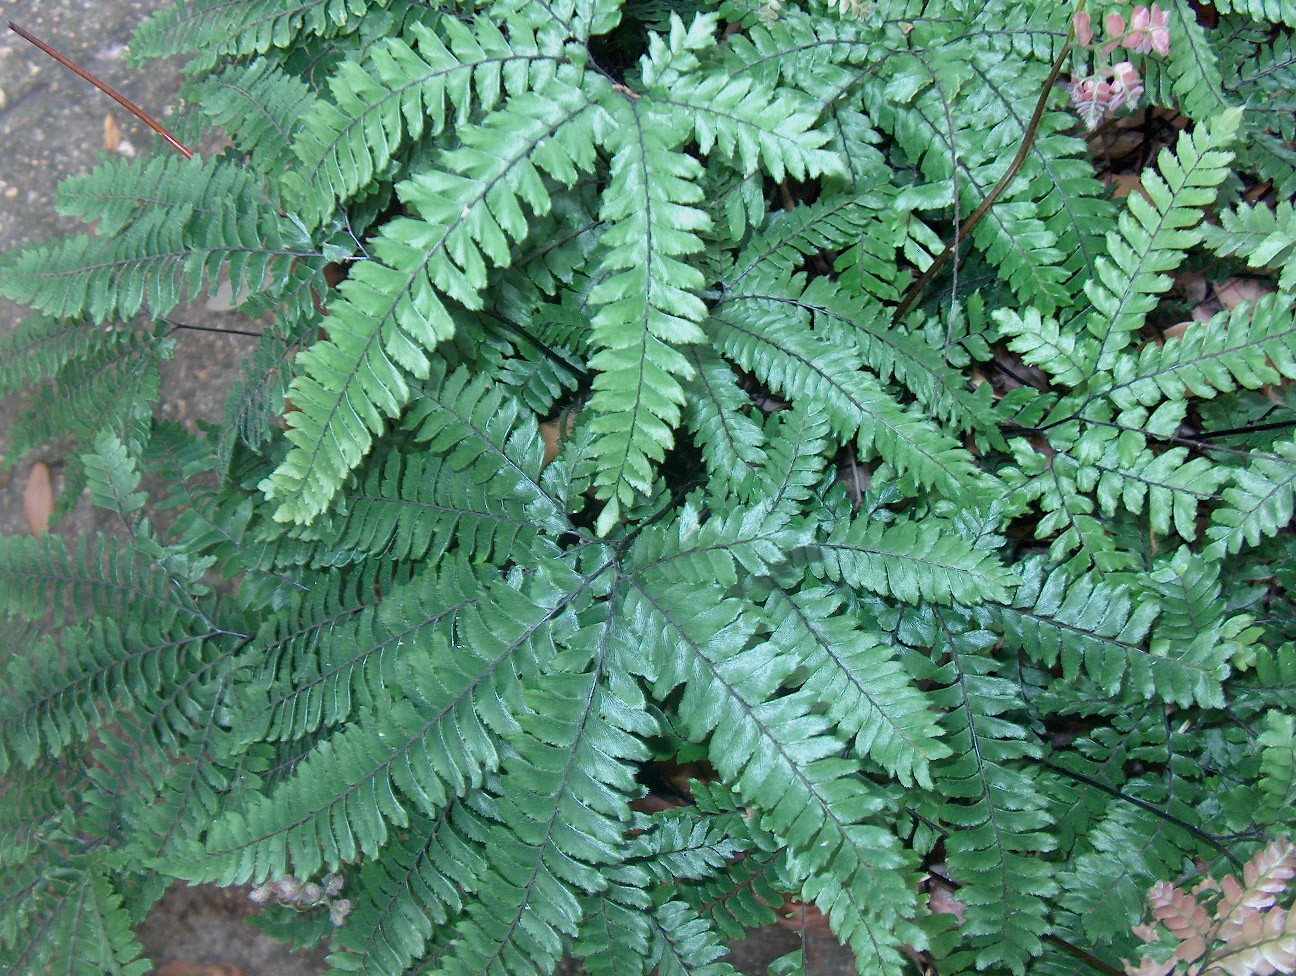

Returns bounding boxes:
[1219,841,1296,930]
[1207,906,1296,976]
[103,113,121,152]
[1214,277,1273,312]
[23,461,54,535]
[1150,881,1216,959]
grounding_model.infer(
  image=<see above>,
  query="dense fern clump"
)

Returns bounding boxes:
[2,1,1296,975]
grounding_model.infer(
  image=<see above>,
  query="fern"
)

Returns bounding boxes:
[2,2,1295,976]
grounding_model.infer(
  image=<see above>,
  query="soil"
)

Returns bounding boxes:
[0,2,854,973]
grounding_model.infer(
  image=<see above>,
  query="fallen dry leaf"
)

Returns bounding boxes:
[23,461,53,535]
[1213,276,1272,311]
[103,113,121,152]
[156,962,249,976]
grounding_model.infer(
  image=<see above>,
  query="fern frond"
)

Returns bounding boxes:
[929,618,1056,975]
[586,93,710,533]
[3,328,169,477]
[1208,438,1296,555]
[1087,108,1243,371]
[618,565,921,974]
[648,900,740,976]
[710,303,989,505]
[1203,199,1296,293]
[1213,0,1296,24]
[187,57,318,175]
[188,560,574,883]
[989,557,1159,693]
[263,75,601,523]
[130,0,371,64]
[0,616,220,773]
[749,402,831,511]
[1158,0,1233,120]
[643,14,840,183]
[286,16,561,227]
[1255,712,1296,827]
[0,154,318,323]
[1105,294,1296,408]
[763,585,950,788]
[324,807,483,976]
[812,518,1016,606]
[682,345,768,494]
[433,660,651,976]
[0,316,136,396]
[0,531,208,629]
[84,430,149,518]
[0,852,151,976]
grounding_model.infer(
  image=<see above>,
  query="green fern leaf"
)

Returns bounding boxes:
[1213,0,1296,24]
[130,0,371,64]
[812,518,1016,606]
[83,430,148,518]
[187,58,318,175]
[263,76,601,523]
[1087,108,1243,370]
[649,900,739,976]
[0,154,317,324]
[989,557,1160,693]
[711,301,989,505]
[929,620,1057,975]
[1105,293,1296,408]
[763,585,950,788]
[586,94,710,533]
[1203,199,1296,292]
[1255,711,1296,826]
[286,16,560,227]
[1208,438,1296,555]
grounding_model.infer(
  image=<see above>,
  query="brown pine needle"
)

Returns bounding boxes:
[7,21,192,159]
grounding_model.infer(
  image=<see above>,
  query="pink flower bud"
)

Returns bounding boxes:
[248,885,272,904]
[300,882,323,904]
[1073,9,1093,45]
[323,873,344,896]
[1106,11,1126,35]
[329,899,352,926]
[273,877,301,901]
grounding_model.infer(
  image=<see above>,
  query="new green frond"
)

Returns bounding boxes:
[1087,108,1243,370]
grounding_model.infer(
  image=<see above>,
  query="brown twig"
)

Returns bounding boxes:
[891,27,1075,325]
[7,21,192,158]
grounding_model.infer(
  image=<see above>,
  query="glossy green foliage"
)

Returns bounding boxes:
[1,2,1295,976]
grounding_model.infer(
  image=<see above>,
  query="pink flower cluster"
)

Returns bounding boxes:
[1070,61,1145,129]
[1073,4,1171,56]
[1068,3,1170,129]
[248,872,352,926]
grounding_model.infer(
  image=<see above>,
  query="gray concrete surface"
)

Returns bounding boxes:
[0,3,857,973]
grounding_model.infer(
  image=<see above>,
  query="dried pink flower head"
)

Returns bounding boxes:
[1111,60,1144,103]
[248,884,273,905]
[323,873,344,897]
[329,899,352,926]
[1070,61,1144,129]
[299,882,323,904]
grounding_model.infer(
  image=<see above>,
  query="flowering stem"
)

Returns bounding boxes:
[7,21,193,159]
